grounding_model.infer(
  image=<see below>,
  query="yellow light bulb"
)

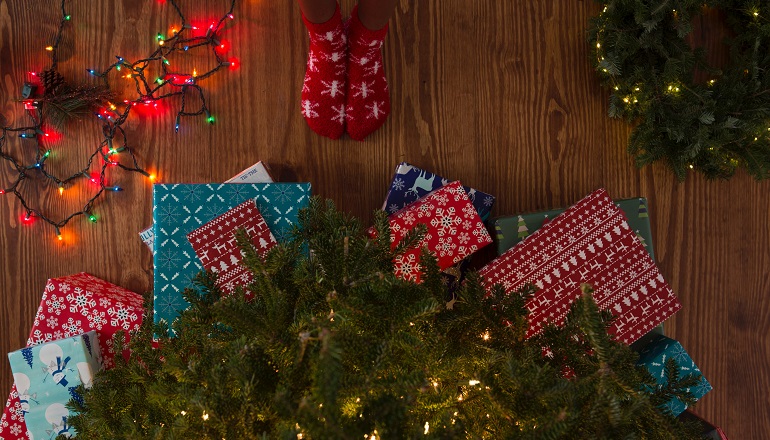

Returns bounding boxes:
[45,46,53,51]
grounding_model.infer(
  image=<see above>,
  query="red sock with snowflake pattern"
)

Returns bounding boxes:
[345,6,390,141]
[300,4,347,140]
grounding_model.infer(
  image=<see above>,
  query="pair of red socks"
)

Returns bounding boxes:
[300,4,390,141]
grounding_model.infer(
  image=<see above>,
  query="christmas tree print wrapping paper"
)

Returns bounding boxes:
[638,335,712,416]
[0,273,143,440]
[140,161,275,254]
[186,199,277,295]
[7,331,102,440]
[382,162,495,221]
[381,181,492,283]
[493,198,655,260]
[478,188,681,345]
[152,183,310,327]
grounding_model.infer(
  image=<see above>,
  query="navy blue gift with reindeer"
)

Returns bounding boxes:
[7,331,101,439]
[382,163,495,221]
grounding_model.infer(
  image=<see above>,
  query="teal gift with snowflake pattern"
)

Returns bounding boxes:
[152,183,311,329]
[636,334,712,416]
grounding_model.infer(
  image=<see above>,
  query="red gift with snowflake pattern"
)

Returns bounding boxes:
[0,273,143,440]
[383,181,492,283]
[478,188,681,345]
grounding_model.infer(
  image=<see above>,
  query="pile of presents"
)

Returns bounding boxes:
[1,162,726,439]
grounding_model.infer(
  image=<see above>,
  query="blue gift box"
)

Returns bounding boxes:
[637,335,712,416]
[8,331,102,439]
[152,183,311,328]
[382,163,495,221]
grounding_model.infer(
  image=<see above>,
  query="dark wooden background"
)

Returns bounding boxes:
[1,0,767,437]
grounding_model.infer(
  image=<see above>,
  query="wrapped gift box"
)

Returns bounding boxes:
[7,331,102,440]
[478,188,681,345]
[0,273,143,440]
[493,198,655,259]
[380,181,492,283]
[140,161,275,253]
[638,335,712,416]
[153,182,311,327]
[187,199,277,295]
[382,162,495,221]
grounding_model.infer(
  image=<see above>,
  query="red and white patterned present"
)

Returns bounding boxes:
[383,181,492,283]
[478,188,681,345]
[186,199,277,295]
[0,273,143,440]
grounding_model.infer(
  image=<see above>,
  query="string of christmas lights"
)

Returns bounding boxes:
[0,0,238,242]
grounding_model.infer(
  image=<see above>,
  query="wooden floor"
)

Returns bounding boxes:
[1,0,768,437]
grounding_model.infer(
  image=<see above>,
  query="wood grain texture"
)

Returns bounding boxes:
[1,0,768,436]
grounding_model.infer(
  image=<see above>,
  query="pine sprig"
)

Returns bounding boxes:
[589,0,770,180]
[67,199,703,439]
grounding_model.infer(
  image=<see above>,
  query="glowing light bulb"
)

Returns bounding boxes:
[56,227,63,241]
[202,413,209,421]
[192,68,198,77]
[46,46,53,51]
[65,15,71,20]
[227,57,239,70]
[0,189,4,195]
[149,173,156,181]
[215,39,230,54]
[88,214,97,223]
[469,380,480,386]
[207,115,215,124]
[59,186,64,196]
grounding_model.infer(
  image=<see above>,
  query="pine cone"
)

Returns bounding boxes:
[41,69,67,96]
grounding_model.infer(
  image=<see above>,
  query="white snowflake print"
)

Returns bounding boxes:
[388,204,401,214]
[302,75,311,93]
[352,81,374,99]
[461,204,477,219]
[99,297,112,308]
[109,304,139,330]
[158,204,180,224]
[181,186,203,202]
[417,203,433,218]
[394,252,420,281]
[350,54,370,66]
[364,61,381,77]
[157,292,184,315]
[53,330,63,340]
[46,316,58,328]
[158,248,182,271]
[430,207,461,237]
[307,51,319,72]
[436,236,457,258]
[331,105,346,125]
[58,282,71,293]
[46,294,66,315]
[62,317,83,337]
[432,192,450,207]
[67,288,96,315]
[324,51,343,63]
[10,423,22,435]
[87,309,107,330]
[483,195,494,207]
[301,100,319,118]
[271,185,298,204]
[321,80,343,98]
[366,101,385,119]
[458,232,471,245]
[670,344,689,363]
[392,178,405,191]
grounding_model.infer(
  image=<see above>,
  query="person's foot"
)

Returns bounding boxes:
[300,4,347,139]
[345,5,390,141]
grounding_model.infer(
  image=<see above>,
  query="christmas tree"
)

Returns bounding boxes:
[67,198,703,439]
[517,215,529,239]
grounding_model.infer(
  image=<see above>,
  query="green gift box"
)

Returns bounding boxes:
[637,335,712,416]
[7,331,102,439]
[492,198,655,260]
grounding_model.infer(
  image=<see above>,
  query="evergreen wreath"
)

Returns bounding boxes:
[66,199,704,439]
[588,0,770,180]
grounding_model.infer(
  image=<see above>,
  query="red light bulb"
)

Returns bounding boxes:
[227,57,239,71]
[215,39,230,54]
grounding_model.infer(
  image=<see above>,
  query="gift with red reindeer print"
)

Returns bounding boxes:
[478,188,681,345]
[0,273,143,440]
[382,180,492,283]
